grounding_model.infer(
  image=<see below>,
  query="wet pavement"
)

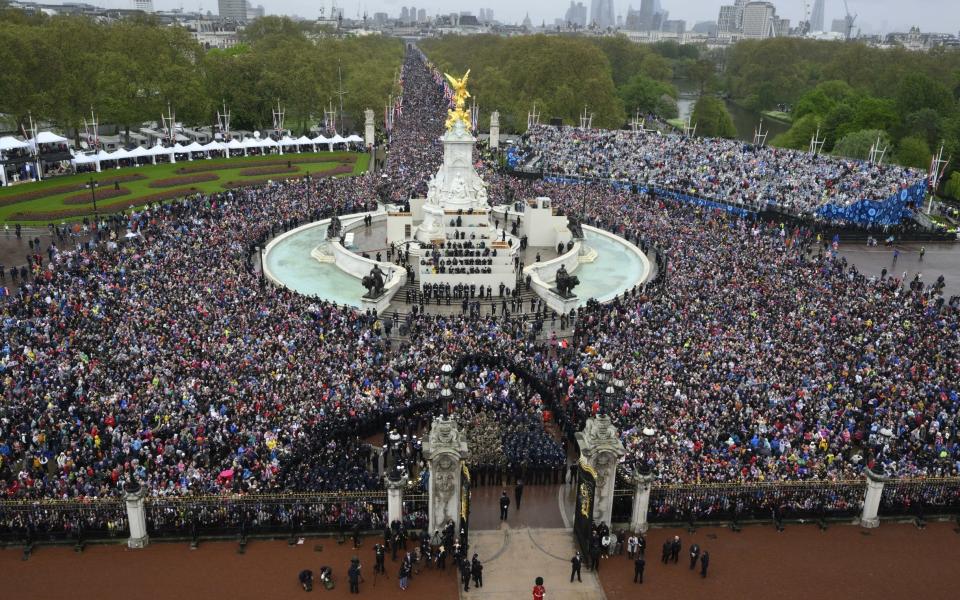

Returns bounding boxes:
[837,241,960,297]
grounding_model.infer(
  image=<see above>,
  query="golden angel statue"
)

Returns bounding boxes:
[444,70,472,131]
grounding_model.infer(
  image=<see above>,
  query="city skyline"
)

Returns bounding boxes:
[83,0,958,34]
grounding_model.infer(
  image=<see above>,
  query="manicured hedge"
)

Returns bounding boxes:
[221,164,354,189]
[0,173,146,207]
[9,187,200,220]
[173,155,356,174]
[62,187,132,205]
[237,166,300,177]
[147,173,219,188]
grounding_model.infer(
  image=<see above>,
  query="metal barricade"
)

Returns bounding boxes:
[145,491,388,538]
[880,478,960,518]
[648,480,866,523]
[0,499,127,544]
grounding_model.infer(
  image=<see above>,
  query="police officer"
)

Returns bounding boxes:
[689,543,700,570]
[471,554,483,588]
[499,490,510,520]
[633,554,645,584]
[460,557,472,592]
[570,551,582,582]
[374,543,385,574]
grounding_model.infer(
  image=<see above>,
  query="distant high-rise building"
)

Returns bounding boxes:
[590,0,615,29]
[810,0,825,31]
[830,18,847,34]
[409,6,416,22]
[218,0,246,20]
[638,0,655,29]
[417,8,426,22]
[741,1,776,39]
[717,5,738,34]
[565,1,588,27]
[400,7,409,21]
[373,11,388,24]
[133,0,153,12]
[774,17,789,37]
[662,19,685,34]
[246,1,264,19]
[734,0,749,29]
[691,20,718,36]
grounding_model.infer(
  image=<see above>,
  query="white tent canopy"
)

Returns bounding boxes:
[329,134,346,144]
[295,135,315,146]
[127,146,153,159]
[311,134,330,145]
[32,131,69,144]
[0,136,30,151]
[345,134,363,143]
[202,141,225,152]
[150,144,174,156]
[183,141,207,153]
[241,138,261,149]
[109,147,131,160]
[225,139,245,150]
[72,151,97,165]
[279,136,299,147]
[259,138,279,148]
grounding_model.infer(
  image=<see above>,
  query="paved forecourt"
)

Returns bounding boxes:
[466,525,605,600]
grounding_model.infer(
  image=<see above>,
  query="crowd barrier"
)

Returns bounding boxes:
[646,480,867,523]
[0,499,127,544]
[521,169,932,230]
[3,475,959,546]
[879,478,960,518]
[144,492,389,538]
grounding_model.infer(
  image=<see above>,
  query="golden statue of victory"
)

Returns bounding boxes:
[444,70,472,131]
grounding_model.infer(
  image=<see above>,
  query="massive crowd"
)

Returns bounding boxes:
[0,47,958,539]
[453,362,566,487]
[517,125,926,216]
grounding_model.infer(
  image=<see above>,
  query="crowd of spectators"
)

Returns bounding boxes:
[1,46,959,539]
[517,125,926,216]
[452,363,566,487]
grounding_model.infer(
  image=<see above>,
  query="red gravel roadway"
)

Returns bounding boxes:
[2,521,960,599]
[599,521,960,600]
[0,535,460,600]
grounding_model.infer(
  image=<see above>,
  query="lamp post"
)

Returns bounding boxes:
[440,363,453,416]
[85,177,100,225]
[426,379,438,412]
[597,360,614,414]
[440,386,452,417]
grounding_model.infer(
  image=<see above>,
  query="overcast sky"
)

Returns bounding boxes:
[113,0,957,34]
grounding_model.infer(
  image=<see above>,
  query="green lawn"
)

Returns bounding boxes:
[0,151,369,225]
[761,110,793,124]
[666,118,686,129]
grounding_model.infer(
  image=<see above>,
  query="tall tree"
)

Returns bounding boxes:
[691,96,736,138]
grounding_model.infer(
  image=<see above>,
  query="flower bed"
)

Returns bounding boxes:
[9,187,200,221]
[237,166,300,177]
[221,165,354,189]
[221,175,304,189]
[0,173,146,207]
[147,173,220,188]
[173,155,356,175]
[62,187,132,205]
